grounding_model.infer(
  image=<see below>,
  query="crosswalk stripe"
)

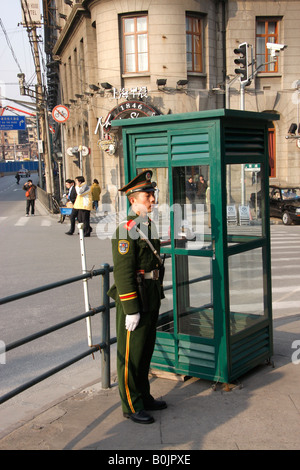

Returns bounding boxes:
[15,217,30,226]
[41,219,52,226]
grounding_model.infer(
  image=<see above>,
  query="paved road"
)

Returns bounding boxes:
[0,174,116,436]
[0,173,299,438]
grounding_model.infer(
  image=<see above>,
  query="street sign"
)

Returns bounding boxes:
[38,140,44,153]
[52,105,70,123]
[0,116,26,130]
[244,163,261,172]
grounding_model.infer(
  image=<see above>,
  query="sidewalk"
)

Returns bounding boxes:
[0,315,299,451]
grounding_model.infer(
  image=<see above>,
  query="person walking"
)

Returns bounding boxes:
[108,170,167,424]
[23,179,36,216]
[91,179,101,211]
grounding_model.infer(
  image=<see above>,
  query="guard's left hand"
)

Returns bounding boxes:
[125,313,140,331]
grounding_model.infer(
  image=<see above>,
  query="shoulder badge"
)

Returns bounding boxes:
[118,239,130,254]
[124,219,136,231]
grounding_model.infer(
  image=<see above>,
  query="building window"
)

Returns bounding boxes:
[256,19,279,72]
[186,15,203,73]
[122,15,148,73]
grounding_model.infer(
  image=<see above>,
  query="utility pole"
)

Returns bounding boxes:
[20,0,54,194]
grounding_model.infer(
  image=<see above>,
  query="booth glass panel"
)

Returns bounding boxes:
[176,255,214,338]
[226,164,263,243]
[229,248,266,335]
[137,167,170,243]
[172,165,211,250]
[156,256,174,332]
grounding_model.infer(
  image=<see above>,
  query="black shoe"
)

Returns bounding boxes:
[123,410,154,424]
[65,232,73,235]
[144,399,167,411]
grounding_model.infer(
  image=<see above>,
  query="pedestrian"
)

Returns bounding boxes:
[186,176,196,211]
[91,178,101,211]
[23,179,36,216]
[196,174,208,205]
[65,179,77,206]
[15,172,20,184]
[108,170,167,424]
[73,176,93,237]
[63,179,77,228]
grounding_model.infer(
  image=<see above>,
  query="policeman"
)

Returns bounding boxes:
[108,170,167,424]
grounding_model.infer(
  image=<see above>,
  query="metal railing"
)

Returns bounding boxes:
[0,226,116,405]
[36,186,60,214]
[0,233,206,405]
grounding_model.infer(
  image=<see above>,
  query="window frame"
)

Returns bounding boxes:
[256,18,280,73]
[186,14,203,73]
[122,14,149,74]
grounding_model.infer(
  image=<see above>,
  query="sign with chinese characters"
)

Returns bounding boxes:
[112,87,148,100]
[0,116,26,130]
[95,100,160,134]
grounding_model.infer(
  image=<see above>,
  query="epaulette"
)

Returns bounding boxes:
[123,219,137,231]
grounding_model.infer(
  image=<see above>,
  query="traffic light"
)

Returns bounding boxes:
[72,148,80,168]
[234,42,248,83]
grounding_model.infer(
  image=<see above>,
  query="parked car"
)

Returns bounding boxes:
[269,185,300,225]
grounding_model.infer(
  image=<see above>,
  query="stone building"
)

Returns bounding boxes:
[48,0,300,203]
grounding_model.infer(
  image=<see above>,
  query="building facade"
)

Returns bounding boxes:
[48,0,300,202]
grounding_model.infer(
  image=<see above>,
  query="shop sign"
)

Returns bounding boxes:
[112,87,148,100]
[244,163,260,172]
[94,100,160,134]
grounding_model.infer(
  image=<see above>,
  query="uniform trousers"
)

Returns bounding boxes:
[116,301,159,414]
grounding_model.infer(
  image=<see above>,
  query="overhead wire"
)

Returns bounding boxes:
[0,17,23,74]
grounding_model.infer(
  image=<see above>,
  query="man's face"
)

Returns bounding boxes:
[131,190,155,215]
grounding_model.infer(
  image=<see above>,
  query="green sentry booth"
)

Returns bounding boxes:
[112,109,279,385]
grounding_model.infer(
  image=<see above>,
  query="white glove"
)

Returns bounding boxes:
[125,313,140,331]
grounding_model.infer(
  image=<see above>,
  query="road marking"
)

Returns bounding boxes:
[15,217,30,226]
[272,300,300,310]
[41,219,52,226]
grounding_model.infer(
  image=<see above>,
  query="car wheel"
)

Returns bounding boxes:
[282,211,292,225]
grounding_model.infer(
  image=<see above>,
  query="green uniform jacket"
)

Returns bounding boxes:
[108,212,164,314]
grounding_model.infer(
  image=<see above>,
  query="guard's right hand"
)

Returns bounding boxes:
[125,313,140,331]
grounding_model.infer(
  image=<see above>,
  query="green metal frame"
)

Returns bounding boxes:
[113,109,279,384]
